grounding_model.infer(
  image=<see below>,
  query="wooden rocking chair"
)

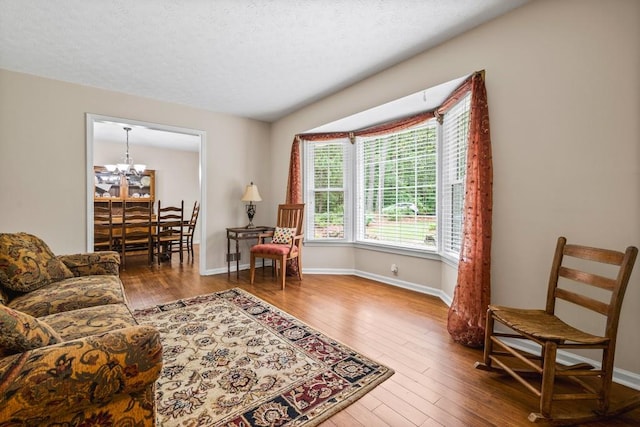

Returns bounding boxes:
[475,236,638,424]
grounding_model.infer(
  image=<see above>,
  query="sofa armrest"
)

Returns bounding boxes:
[58,251,120,276]
[0,325,162,424]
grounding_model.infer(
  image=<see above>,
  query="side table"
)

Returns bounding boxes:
[226,226,274,280]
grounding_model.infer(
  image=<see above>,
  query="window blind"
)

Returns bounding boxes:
[441,92,471,257]
[303,139,351,239]
[356,122,437,249]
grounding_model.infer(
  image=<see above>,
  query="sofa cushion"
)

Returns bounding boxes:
[59,252,120,277]
[0,305,62,356]
[7,275,126,317]
[41,304,138,341]
[0,232,74,293]
[0,287,9,305]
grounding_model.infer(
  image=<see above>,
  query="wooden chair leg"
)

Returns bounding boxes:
[296,257,302,280]
[483,311,495,367]
[280,255,286,290]
[599,347,615,414]
[250,253,256,284]
[539,342,558,418]
[473,310,495,371]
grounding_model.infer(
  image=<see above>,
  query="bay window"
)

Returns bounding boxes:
[303,91,471,259]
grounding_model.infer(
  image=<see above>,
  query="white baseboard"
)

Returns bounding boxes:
[202,260,274,276]
[202,265,640,390]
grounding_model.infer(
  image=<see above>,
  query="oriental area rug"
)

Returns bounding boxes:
[132,288,394,426]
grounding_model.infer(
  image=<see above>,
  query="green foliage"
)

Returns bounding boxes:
[315,212,344,229]
[361,125,438,217]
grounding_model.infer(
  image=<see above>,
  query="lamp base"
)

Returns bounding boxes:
[245,203,257,229]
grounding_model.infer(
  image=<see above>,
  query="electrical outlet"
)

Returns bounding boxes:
[391,263,398,274]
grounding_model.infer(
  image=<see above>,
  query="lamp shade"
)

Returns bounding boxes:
[241,182,262,202]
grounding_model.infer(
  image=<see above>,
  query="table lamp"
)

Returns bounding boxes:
[241,182,262,228]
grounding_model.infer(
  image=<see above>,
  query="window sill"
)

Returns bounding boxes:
[304,240,445,262]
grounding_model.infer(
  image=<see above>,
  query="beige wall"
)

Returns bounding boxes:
[0,70,271,271]
[271,0,640,375]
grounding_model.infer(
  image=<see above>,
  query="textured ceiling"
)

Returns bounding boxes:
[0,0,528,123]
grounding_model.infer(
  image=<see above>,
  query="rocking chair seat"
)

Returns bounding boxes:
[490,305,608,345]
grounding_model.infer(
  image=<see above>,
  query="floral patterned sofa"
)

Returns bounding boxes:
[0,232,162,426]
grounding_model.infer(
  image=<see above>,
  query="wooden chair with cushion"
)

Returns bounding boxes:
[155,200,184,265]
[120,201,153,269]
[250,203,304,290]
[93,201,113,251]
[474,236,639,424]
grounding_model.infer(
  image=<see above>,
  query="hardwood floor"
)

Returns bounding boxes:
[120,248,640,426]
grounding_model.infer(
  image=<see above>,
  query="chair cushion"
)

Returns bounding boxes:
[0,304,62,356]
[251,243,297,256]
[271,227,296,244]
[0,232,74,293]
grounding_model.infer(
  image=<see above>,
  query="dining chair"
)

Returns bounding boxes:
[120,201,153,269]
[474,236,638,424]
[155,200,184,264]
[249,203,304,290]
[93,201,113,252]
[182,201,200,261]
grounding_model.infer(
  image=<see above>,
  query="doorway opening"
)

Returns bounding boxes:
[85,114,207,273]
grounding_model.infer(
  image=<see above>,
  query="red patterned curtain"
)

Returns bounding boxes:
[286,136,303,204]
[446,72,493,347]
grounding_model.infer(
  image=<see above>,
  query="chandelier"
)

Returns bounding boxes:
[105,127,146,175]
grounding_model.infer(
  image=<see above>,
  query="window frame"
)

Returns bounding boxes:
[303,138,353,242]
[354,122,438,251]
[302,91,471,262]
